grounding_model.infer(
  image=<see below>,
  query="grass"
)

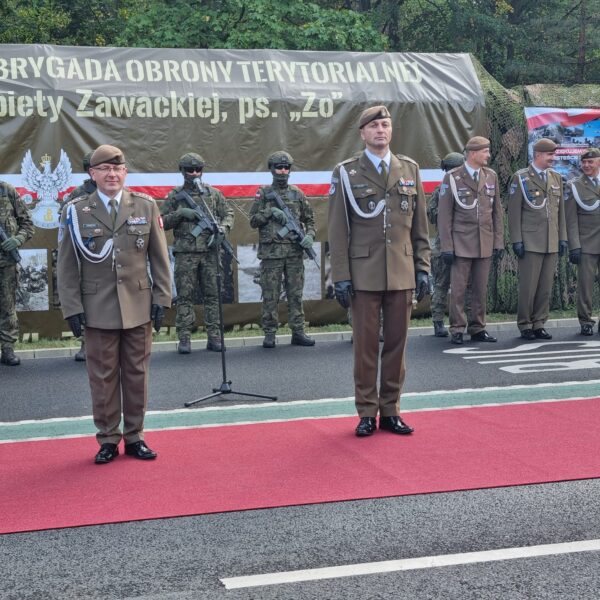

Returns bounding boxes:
[16,308,578,350]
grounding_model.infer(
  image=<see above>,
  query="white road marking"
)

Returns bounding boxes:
[220,539,600,589]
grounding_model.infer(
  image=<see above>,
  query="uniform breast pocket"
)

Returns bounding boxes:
[127,224,151,251]
[354,189,379,213]
[78,227,106,251]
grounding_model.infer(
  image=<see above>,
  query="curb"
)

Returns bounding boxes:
[13,318,582,360]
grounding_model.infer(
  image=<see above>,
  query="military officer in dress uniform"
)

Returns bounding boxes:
[328,105,430,437]
[565,147,600,336]
[57,144,171,464]
[438,136,504,345]
[508,138,567,340]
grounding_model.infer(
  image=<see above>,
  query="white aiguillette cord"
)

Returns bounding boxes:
[67,203,114,269]
[569,181,600,212]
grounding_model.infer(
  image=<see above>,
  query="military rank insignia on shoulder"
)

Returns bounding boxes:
[132,191,154,202]
[395,153,418,166]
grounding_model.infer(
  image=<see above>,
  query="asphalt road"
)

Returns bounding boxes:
[2,323,600,599]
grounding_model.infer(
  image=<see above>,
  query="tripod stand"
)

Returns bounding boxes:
[184,205,277,407]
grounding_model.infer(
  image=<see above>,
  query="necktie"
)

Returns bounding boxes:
[473,170,478,184]
[540,171,546,183]
[380,160,388,181]
[109,198,118,226]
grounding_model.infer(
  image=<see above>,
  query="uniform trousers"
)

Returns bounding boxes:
[576,253,600,326]
[0,264,18,346]
[350,289,412,418]
[85,323,152,446]
[517,252,558,331]
[449,256,491,335]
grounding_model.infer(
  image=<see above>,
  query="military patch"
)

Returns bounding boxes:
[510,183,517,195]
[400,199,409,212]
[158,216,164,229]
[127,216,148,225]
[82,223,99,228]
[440,183,448,194]
[82,206,91,213]
[329,183,336,195]
[368,201,376,211]
[57,223,64,243]
[136,237,145,249]
[349,169,357,176]
[331,176,339,183]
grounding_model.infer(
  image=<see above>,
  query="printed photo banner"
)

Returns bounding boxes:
[525,107,600,181]
[0,45,486,229]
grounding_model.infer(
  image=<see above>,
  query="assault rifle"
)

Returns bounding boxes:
[174,184,238,264]
[0,222,21,263]
[265,190,320,269]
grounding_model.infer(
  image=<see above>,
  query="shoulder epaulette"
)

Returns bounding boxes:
[394,153,418,167]
[339,156,359,167]
[132,191,154,202]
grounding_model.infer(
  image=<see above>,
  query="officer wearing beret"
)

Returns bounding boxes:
[328,105,430,437]
[565,147,600,336]
[508,138,567,340]
[0,181,34,366]
[57,144,172,464]
[427,151,466,337]
[161,152,234,353]
[438,136,504,344]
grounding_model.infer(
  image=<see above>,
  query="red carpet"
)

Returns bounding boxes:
[2,399,600,534]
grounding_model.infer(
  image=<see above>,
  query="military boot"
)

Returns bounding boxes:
[433,321,449,337]
[291,330,316,346]
[263,332,276,348]
[178,335,192,354]
[74,339,86,361]
[206,335,223,352]
[1,345,20,366]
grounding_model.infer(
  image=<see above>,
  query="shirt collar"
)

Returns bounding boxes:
[96,189,123,209]
[464,163,479,179]
[364,148,391,172]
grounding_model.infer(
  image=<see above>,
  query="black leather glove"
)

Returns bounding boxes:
[66,313,85,338]
[334,280,353,309]
[569,248,582,265]
[512,242,525,259]
[493,248,505,260]
[415,271,430,302]
[441,251,454,266]
[151,304,165,332]
[559,240,569,257]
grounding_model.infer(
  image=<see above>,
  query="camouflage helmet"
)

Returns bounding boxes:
[440,152,465,172]
[178,152,205,171]
[267,151,293,169]
[82,151,94,172]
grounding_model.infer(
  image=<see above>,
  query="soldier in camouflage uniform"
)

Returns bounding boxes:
[427,152,469,337]
[249,151,316,348]
[63,151,96,361]
[161,153,234,353]
[0,181,34,366]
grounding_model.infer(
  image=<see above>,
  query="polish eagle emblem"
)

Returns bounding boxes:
[21,150,73,229]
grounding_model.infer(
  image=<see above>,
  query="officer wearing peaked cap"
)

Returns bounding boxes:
[565,147,600,336]
[508,137,567,340]
[57,144,172,464]
[328,105,430,437]
[438,136,505,345]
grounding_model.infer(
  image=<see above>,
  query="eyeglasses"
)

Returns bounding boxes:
[184,167,203,174]
[274,164,291,171]
[93,165,126,173]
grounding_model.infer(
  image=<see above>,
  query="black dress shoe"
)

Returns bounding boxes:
[520,328,536,340]
[95,443,119,464]
[125,441,157,460]
[534,328,552,340]
[470,330,497,342]
[379,416,414,435]
[581,324,594,336]
[450,332,463,345]
[355,417,376,437]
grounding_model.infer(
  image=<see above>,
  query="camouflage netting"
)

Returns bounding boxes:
[472,57,600,314]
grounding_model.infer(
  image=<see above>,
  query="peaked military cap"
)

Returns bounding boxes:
[581,147,600,159]
[358,105,391,129]
[90,144,125,167]
[533,138,557,153]
[465,136,490,151]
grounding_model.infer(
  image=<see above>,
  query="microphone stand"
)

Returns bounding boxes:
[184,181,277,407]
